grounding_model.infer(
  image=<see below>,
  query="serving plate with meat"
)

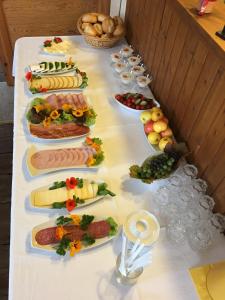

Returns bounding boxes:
[32,214,119,256]
[30,177,115,211]
[26,137,105,176]
[26,93,96,140]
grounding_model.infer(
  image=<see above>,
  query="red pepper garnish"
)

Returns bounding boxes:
[25,71,32,81]
[44,39,52,47]
[54,37,62,43]
[66,177,78,189]
[66,199,76,212]
[40,87,48,93]
[85,137,93,145]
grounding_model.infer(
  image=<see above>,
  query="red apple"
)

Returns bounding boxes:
[144,120,154,134]
[161,127,173,137]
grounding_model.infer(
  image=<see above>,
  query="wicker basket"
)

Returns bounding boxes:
[77,15,125,49]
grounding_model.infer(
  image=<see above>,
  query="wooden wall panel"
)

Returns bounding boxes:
[0,0,110,84]
[1,0,110,46]
[125,0,225,212]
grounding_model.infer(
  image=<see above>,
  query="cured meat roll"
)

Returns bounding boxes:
[35,220,110,245]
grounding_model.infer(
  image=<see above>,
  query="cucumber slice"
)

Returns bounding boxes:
[140,100,147,106]
[61,62,66,69]
[55,61,60,70]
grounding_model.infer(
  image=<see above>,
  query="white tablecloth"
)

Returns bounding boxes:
[9,36,225,300]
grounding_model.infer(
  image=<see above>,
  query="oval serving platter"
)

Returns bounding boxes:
[26,143,104,177]
[26,95,94,142]
[113,94,160,114]
[31,215,119,252]
[30,180,106,210]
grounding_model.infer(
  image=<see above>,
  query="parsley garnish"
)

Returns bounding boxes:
[82,234,95,246]
[79,215,94,230]
[97,183,116,197]
[49,181,66,190]
[55,237,71,256]
[56,216,73,226]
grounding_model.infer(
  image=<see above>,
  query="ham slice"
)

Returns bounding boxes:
[45,93,88,110]
[35,221,110,245]
[31,146,95,170]
[30,122,89,139]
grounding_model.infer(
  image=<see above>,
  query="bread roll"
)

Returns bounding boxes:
[81,22,90,30]
[82,13,97,23]
[97,13,107,22]
[113,24,125,36]
[84,24,98,36]
[102,17,115,33]
[93,23,103,36]
[113,16,123,26]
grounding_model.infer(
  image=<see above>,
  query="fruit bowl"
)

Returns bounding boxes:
[114,93,160,113]
[140,107,176,152]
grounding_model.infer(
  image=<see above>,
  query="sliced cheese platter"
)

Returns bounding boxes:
[30,177,115,211]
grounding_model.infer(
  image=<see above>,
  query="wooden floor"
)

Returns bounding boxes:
[0,123,13,300]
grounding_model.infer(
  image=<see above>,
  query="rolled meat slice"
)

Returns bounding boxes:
[45,94,58,109]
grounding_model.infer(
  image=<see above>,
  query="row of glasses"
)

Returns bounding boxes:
[153,163,225,251]
[110,45,153,93]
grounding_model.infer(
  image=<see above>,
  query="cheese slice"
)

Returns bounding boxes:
[33,181,99,206]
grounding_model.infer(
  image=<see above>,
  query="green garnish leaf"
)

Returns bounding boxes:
[52,202,66,209]
[93,151,105,166]
[106,217,118,236]
[49,181,66,190]
[61,111,74,122]
[84,108,97,127]
[92,137,102,145]
[82,233,95,246]
[80,215,94,230]
[73,195,85,205]
[55,237,71,256]
[77,178,83,188]
[56,216,73,226]
[97,183,116,197]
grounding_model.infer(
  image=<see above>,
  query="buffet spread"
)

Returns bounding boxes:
[9,33,225,300]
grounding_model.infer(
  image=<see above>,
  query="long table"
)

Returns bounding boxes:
[9,36,225,300]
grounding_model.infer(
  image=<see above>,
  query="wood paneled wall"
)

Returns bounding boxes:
[0,0,110,84]
[125,0,225,212]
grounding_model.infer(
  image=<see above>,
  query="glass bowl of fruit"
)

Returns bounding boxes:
[114,93,160,113]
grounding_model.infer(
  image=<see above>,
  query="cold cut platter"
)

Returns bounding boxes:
[30,177,115,211]
[26,137,105,176]
[26,93,96,140]
[32,214,119,256]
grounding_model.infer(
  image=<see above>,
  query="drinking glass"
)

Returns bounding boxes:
[166,218,186,244]
[187,225,213,251]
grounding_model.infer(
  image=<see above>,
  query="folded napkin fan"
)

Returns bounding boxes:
[189,261,225,300]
